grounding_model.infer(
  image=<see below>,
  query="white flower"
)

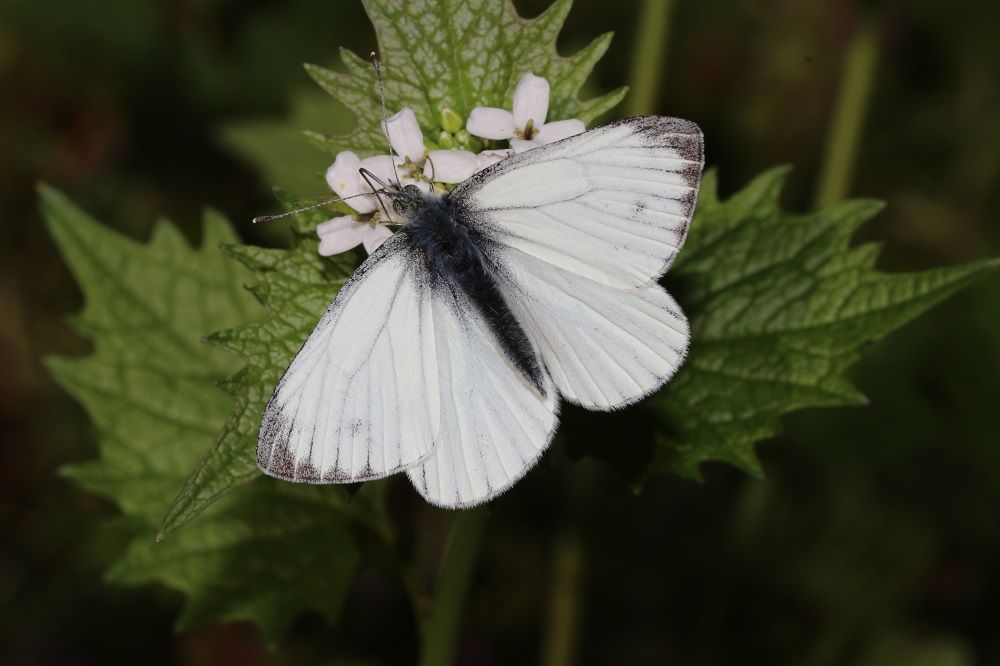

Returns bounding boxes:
[325,150,428,218]
[382,107,427,164]
[424,149,479,183]
[508,138,537,153]
[317,106,522,258]
[475,149,512,170]
[509,119,588,152]
[359,155,430,193]
[325,151,377,214]
[317,216,392,256]
[466,73,585,148]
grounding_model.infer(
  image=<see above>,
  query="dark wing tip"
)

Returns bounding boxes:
[256,397,324,483]
[618,114,702,138]
[621,115,704,167]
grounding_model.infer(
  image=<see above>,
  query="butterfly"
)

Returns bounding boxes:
[257,115,704,508]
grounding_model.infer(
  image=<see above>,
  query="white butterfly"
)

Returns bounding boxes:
[257,116,704,508]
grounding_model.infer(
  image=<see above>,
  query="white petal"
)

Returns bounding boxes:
[475,149,512,171]
[317,216,369,256]
[326,151,376,214]
[534,118,586,144]
[361,154,432,197]
[513,72,549,131]
[466,107,515,139]
[383,107,426,164]
[362,225,394,254]
[423,149,478,184]
[509,138,542,153]
[360,155,405,187]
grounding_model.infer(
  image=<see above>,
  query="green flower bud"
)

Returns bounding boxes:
[436,130,456,149]
[439,107,463,134]
[466,137,484,153]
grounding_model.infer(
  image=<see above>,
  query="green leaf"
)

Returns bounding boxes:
[303,0,625,156]
[159,194,356,535]
[43,186,360,640]
[43,185,258,521]
[161,0,624,534]
[648,168,999,478]
[109,483,358,643]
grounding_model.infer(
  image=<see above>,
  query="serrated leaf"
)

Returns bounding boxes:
[304,0,625,157]
[110,483,358,644]
[161,0,624,534]
[158,193,357,535]
[43,186,360,640]
[648,168,998,478]
[43,187,257,521]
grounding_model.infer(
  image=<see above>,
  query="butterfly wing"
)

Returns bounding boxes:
[406,281,559,508]
[257,234,440,482]
[451,116,703,409]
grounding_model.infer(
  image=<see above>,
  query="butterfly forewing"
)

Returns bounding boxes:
[453,116,703,289]
[257,235,440,483]
[451,116,704,409]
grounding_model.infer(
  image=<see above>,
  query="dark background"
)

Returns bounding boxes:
[2,0,998,664]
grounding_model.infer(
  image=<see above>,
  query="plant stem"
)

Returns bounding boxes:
[814,12,881,206]
[419,508,487,666]
[626,0,675,116]
[541,528,584,666]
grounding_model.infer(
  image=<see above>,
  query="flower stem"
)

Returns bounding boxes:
[419,508,487,666]
[626,0,676,116]
[540,528,584,666]
[814,12,881,206]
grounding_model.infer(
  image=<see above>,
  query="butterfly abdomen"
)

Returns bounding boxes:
[402,194,546,394]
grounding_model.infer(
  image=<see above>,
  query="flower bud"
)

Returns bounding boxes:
[439,107,463,134]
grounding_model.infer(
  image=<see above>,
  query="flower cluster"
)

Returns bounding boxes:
[317,72,585,257]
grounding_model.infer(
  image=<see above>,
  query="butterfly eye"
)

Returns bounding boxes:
[404,184,422,197]
[392,199,406,215]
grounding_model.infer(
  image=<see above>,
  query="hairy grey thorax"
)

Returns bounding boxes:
[397,190,546,394]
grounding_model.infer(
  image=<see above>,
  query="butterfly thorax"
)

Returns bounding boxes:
[399,191,546,394]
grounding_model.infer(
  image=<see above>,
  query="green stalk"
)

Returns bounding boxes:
[541,529,584,666]
[814,13,881,206]
[419,508,488,666]
[626,0,675,116]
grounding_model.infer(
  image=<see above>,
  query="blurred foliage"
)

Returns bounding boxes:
[2,0,999,664]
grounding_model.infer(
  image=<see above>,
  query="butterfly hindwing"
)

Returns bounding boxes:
[497,251,690,409]
[406,281,558,507]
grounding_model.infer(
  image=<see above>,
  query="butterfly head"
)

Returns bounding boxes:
[389,184,426,216]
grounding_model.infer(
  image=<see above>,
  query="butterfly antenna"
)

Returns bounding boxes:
[358,167,395,220]
[370,51,401,187]
[252,192,380,224]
